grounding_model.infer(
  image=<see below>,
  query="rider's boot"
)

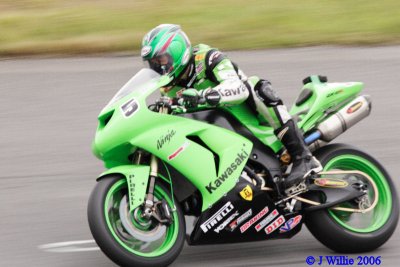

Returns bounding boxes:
[275,120,323,189]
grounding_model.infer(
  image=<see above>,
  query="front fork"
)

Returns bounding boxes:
[142,106,172,224]
[143,154,158,218]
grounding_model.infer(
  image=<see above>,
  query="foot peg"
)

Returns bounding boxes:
[285,182,307,196]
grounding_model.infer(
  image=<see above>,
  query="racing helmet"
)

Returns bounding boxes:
[141,24,192,80]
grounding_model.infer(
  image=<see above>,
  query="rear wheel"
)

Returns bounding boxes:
[88,176,185,267]
[305,144,399,252]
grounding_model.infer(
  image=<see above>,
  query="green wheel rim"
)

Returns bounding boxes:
[324,154,392,233]
[104,180,179,257]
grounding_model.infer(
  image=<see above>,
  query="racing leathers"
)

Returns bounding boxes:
[162,44,322,189]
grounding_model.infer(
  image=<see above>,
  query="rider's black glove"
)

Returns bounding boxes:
[181,88,221,108]
[181,89,202,108]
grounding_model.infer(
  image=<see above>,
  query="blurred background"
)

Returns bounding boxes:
[1,0,400,56]
[1,1,400,266]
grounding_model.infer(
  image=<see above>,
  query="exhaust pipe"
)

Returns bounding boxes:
[306,95,371,147]
[318,95,371,142]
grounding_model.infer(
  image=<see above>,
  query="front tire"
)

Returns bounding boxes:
[88,176,185,267]
[305,144,399,252]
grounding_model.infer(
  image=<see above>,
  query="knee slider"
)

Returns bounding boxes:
[255,80,282,107]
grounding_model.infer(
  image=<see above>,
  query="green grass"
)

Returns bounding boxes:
[1,0,400,56]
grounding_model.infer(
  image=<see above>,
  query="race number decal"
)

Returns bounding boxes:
[121,98,139,118]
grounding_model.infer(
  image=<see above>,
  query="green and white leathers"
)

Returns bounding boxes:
[163,44,253,107]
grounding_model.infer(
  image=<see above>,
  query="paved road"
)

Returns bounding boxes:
[1,46,399,266]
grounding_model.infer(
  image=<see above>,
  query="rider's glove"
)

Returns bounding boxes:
[156,96,173,107]
[181,89,203,108]
[181,88,221,108]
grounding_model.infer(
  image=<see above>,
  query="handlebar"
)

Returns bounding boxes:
[154,96,210,114]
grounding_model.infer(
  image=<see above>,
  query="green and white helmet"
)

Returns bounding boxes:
[141,24,192,79]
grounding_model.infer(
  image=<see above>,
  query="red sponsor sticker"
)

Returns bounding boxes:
[240,207,269,233]
[168,141,189,160]
[347,101,363,114]
[255,209,279,232]
[315,178,328,186]
[265,215,285,235]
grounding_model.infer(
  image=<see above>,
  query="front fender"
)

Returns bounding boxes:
[97,165,150,212]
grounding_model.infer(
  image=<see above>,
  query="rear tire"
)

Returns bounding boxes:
[305,144,399,252]
[88,176,185,267]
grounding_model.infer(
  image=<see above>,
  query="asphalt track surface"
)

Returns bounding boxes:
[1,46,400,267]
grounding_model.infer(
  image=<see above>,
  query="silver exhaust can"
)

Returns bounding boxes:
[317,95,372,142]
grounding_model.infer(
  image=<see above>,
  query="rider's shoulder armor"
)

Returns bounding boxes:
[192,44,226,90]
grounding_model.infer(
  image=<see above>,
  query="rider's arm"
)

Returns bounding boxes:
[204,50,249,106]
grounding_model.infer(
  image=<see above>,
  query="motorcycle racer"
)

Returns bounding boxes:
[141,24,322,190]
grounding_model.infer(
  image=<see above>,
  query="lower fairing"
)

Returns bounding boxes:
[188,178,303,245]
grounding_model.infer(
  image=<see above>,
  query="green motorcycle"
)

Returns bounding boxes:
[88,69,398,267]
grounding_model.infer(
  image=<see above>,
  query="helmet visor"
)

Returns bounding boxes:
[144,53,174,75]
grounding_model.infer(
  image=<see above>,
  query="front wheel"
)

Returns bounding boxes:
[87,176,185,267]
[305,144,399,253]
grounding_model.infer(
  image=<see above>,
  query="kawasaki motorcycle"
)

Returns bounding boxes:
[88,69,399,267]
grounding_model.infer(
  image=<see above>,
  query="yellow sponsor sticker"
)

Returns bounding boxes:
[195,54,205,61]
[314,178,349,188]
[240,185,253,201]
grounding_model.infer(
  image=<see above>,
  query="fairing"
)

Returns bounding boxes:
[189,178,303,245]
[290,75,364,133]
[93,69,253,210]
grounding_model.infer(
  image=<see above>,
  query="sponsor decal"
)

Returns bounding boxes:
[206,149,249,194]
[208,50,222,65]
[196,62,204,74]
[240,207,269,233]
[200,202,234,233]
[206,94,221,101]
[157,130,176,150]
[121,98,139,118]
[226,209,252,232]
[314,178,348,188]
[195,54,205,61]
[168,141,189,161]
[141,46,152,57]
[218,85,246,97]
[347,101,363,114]
[279,215,302,233]
[239,185,253,201]
[255,209,279,232]
[265,215,285,235]
[214,211,239,233]
[327,89,344,98]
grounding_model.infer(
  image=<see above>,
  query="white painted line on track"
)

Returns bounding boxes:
[38,240,100,253]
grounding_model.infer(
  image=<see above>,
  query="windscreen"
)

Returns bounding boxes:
[106,68,161,107]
